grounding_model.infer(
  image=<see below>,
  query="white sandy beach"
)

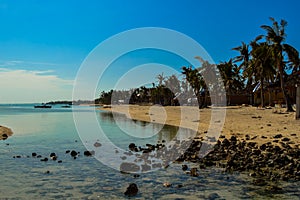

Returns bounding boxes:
[100,105,300,146]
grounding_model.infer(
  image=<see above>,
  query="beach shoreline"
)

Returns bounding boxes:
[99,105,300,146]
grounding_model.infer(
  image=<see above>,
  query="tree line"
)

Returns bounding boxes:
[96,18,300,112]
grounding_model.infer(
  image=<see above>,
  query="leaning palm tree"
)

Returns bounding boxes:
[261,17,299,111]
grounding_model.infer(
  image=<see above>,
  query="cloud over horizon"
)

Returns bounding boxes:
[0,68,73,103]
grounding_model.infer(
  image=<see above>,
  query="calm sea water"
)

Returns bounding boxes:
[0,104,299,199]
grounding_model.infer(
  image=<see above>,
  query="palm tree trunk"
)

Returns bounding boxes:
[279,67,294,112]
[260,79,264,107]
[296,85,300,119]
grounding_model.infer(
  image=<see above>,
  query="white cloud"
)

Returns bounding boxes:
[0,68,74,103]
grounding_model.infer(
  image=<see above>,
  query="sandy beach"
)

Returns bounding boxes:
[100,105,300,146]
[0,125,13,140]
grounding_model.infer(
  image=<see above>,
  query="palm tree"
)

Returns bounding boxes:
[260,17,299,111]
[250,42,276,107]
[232,42,251,84]
[182,66,206,109]
[156,73,165,86]
[218,59,244,105]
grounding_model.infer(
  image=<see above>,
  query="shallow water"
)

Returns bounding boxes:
[0,104,299,199]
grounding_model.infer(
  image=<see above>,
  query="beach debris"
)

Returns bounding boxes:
[124,183,138,197]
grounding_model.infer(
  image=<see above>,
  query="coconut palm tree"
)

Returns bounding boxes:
[218,59,244,105]
[181,66,206,108]
[250,42,276,107]
[260,17,299,111]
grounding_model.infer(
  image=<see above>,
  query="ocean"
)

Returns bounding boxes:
[0,104,299,199]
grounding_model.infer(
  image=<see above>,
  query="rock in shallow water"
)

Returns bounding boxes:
[124,183,138,197]
[120,162,140,173]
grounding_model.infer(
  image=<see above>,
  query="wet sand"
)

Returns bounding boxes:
[100,105,300,146]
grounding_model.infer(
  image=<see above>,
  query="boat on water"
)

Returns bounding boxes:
[34,104,52,108]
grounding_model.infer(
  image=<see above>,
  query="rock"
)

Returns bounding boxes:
[141,164,151,172]
[128,143,137,151]
[32,152,37,157]
[230,136,237,141]
[124,183,138,197]
[281,137,290,142]
[261,136,267,139]
[2,134,8,140]
[65,150,70,154]
[265,185,283,193]
[50,152,56,157]
[70,150,78,157]
[120,162,140,173]
[182,164,188,171]
[84,150,93,156]
[273,134,283,139]
[50,153,57,160]
[57,160,62,163]
[208,193,220,200]
[163,182,171,187]
[40,158,48,162]
[51,156,57,161]
[190,168,199,177]
[94,142,101,147]
[253,178,267,186]
[133,174,140,178]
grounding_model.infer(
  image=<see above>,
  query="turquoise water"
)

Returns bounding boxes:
[0,104,299,199]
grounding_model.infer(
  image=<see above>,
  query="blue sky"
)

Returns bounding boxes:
[0,0,299,103]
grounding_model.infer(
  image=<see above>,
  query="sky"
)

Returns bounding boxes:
[0,0,299,103]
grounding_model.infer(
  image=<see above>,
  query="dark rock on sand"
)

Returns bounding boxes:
[273,134,283,139]
[124,183,138,197]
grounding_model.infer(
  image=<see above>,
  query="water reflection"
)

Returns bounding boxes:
[98,111,193,144]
